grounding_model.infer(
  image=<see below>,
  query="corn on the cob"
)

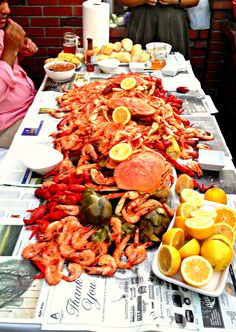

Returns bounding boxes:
[165,137,181,160]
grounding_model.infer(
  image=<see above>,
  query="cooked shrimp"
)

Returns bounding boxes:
[85,254,117,276]
[113,234,131,269]
[45,264,64,285]
[110,216,122,245]
[66,249,96,266]
[22,242,45,259]
[63,263,83,282]
[115,191,140,216]
[72,228,96,250]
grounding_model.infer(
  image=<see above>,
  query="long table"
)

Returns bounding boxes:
[0,56,236,332]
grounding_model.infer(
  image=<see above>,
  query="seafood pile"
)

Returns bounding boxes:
[22,73,214,285]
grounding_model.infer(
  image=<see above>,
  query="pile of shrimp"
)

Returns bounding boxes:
[22,215,152,285]
[49,73,213,164]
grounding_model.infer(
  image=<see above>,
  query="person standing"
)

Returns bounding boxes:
[0,0,38,148]
[116,0,199,59]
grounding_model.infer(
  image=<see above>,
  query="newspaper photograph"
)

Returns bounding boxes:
[0,256,49,325]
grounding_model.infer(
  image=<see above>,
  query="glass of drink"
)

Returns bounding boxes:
[63,32,77,54]
[151,45,167,70]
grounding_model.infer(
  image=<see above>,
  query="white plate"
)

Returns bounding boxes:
[152,200,230,297]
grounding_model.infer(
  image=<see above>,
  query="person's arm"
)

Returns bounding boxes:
[159,0,199,8]
[18,37,38,63]
[116,0,199,8]
[117,0,157,7]
[0,18,25,68]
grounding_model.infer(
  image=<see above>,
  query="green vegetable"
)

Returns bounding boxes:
[139,206,170,243]
[81,189,112,226]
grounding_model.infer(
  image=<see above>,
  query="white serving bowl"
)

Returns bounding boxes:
[22,145,63,175]
[97,58,120,74]
[129,62,146,73]
[198,149,225,171]
[44,60,76,82]
[145,42,172,55]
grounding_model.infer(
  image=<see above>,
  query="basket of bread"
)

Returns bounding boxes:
[94,38,150,63]
[44,52,84,68]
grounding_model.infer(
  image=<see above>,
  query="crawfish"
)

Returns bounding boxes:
[24,205,48,225]
[48,192,82,205]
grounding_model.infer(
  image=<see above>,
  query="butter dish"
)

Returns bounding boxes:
[198,149,225,171]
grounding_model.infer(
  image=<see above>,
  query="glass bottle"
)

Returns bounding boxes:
[86,38,95,72]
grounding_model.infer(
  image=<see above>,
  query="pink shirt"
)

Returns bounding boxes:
[0,30,36,131]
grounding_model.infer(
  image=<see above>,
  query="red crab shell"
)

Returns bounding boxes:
[114,151,166,193]
[107,97,156,116]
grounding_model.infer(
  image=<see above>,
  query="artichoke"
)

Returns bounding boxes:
[81,189,112,226]
[139,206,171,242]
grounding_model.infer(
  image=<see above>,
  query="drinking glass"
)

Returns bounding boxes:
[151,45,167,70]
[63,32,77,54]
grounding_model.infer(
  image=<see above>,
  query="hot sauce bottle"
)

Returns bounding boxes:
[86,38,95,72]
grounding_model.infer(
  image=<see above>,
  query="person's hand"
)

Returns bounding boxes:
[19,38,38,57]
[159,0,179,5]
[145,0,158,6]
[3,18,25,53]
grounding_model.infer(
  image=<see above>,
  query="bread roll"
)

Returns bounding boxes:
[113,41,122,52]
[131,44,142,57]
[138,51,150,62]
[116,51,131,63]
[110,51,119,59]
[95,54,111,62]
[121,38,133,52]
[100,43,114,55]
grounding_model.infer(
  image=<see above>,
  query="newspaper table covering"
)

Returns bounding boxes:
[0,189,236,332]
[1,66,236,332]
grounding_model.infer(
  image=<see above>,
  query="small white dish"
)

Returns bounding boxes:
[97,58,120,74]
[198,149,225,171]
[22,145,63,175]
[146,42,172,55]
[129,62,146,73]
[44,61,76,82]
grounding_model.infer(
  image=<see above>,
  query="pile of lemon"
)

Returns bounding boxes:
[157,187,236,288]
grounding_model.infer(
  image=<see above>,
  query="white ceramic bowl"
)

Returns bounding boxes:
[44,61,76,82]
[22,145,63,175]
[198,149,225,171]
[97,58,120,74]
[129,62,146,73]
[145,42,172,55]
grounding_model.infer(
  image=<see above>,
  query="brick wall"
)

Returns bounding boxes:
[203,0,233,97]
[9,0,234,98]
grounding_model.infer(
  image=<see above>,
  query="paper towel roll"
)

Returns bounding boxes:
[83,0,110,50]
